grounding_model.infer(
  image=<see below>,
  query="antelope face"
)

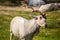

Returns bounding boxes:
[34,14,47,28]
[29,7,47,28]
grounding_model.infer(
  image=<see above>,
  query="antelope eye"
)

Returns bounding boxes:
[40,17,42,19]
[35,17,38,20]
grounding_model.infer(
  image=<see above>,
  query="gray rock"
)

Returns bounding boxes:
[39,3,58,13]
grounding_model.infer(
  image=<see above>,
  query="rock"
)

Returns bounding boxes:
[39,3,58,13]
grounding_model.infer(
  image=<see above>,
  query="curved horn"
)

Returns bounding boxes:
[28,7,46,16]
[28,7,40,12]
[28,7,35,11]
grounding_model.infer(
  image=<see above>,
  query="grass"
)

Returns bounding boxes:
[0,10,60,40]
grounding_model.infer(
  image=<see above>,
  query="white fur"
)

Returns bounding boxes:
[10,15,46,40]
[10,16,38,40]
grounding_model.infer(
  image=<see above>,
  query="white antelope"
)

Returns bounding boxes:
[10,11,47,40]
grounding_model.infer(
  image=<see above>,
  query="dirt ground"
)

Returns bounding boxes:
[0,6,39,12]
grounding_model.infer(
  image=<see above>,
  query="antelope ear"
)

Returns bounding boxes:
[41,13,47,19]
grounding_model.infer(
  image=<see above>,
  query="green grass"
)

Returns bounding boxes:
[0,10,60,40]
